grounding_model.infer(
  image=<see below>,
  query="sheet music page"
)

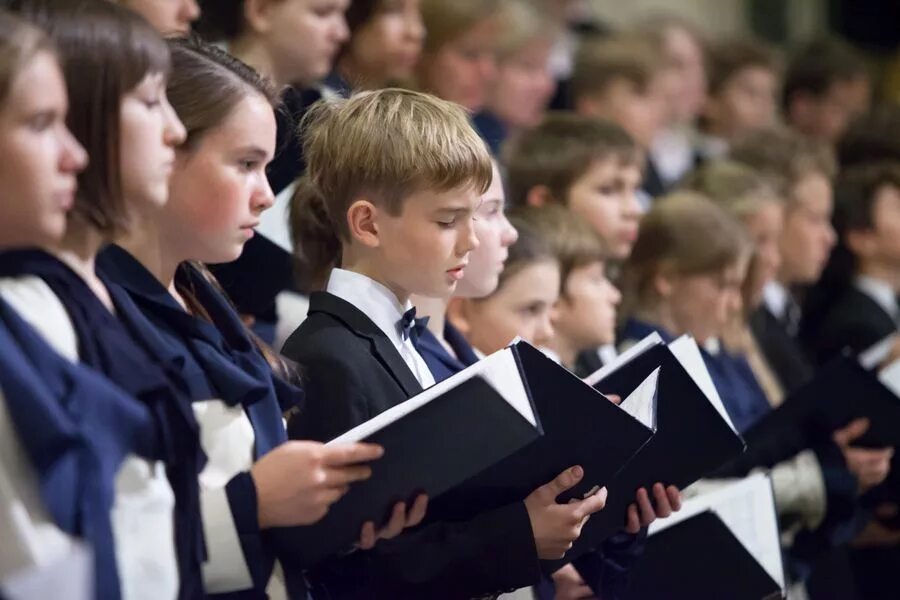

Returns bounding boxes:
[667,335,738,434]
[619,368,659,430]
[649,473,784,589]
[583,332,663,386]
[328,347,535,445]
[859,333,898,370]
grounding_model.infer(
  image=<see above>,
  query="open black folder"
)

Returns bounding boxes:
[627,474,785,600]
[270,345,542,567]
[555,334,746,568]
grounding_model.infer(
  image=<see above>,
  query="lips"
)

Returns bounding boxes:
[446,264,467,281]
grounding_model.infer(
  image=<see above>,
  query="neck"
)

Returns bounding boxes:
[634,302,684,341]
[411,294,448,337]
[117,212,184,298]
[341,252,411,305]
[232,34,282,86]
[53,219,113,309]
[857,261,900,293]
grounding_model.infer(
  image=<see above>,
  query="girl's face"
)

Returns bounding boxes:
[742,200,784,308]
[486,38,555,129]
[119,72,186,211]
[0,51,87,249]
[552,260,621,351]
[166,93,277,263]
[418,16,498,112]
[455,163,518,298]
[122,0,200,36]
[344,0,425,85]
[661,258,748,344]
[451,259,560,355]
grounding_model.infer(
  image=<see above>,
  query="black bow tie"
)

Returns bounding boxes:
[399,307,430,348]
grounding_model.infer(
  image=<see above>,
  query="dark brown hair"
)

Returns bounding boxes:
[783,38,868,109]
[705,38,780,97]
[572,33,664,101]
[505,112,641,208]
[18,0,171,235]
[491,209,557,295]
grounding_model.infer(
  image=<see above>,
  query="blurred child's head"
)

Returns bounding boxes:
[520,205,620,366]
[621,192,750,344]
[572,34,670,148]
[197,0,350,87]
[837,105,900,170]
[482,0,557,131]
[731,127,837,285]
[416,0,500,112]
[296,88,492,301]
[447,210,559,355]
[783,38,870,145]
[339,0,425,88]
[120,0,200,36]
[682,159,783,309]
[454,159,519,299]
[506,113,643,260]
[702,38,779,143]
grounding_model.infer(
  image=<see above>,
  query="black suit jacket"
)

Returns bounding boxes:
[809,287,897,365]
[282,292,540,599]
[749,306,815,394]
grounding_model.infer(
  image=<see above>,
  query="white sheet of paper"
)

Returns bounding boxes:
[328,347,535,445]
[583,332,663,387]
[859,333,898,371]
[619,368,660,431]
[649,473,784,590]
[667,335,738,435]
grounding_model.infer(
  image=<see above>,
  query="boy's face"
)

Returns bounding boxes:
[264,0,350,86]
[779,172,836,284]
[705,66,777,142]
[789,76,871,144]
[851,184,900,270]
[369,184,480,300]
[451,259,560,355]
[552,260,622,351]
[487,39,556,129]
[565,159,643,261]
[122,0,200,35]
[580,76,667,147]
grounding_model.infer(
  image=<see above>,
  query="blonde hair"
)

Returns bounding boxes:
[681,159,781,218]
[572,33,665,101]
[495,0,558,61]
[621,192,750,317]
[420,0,500,55]
[296,88,492,274]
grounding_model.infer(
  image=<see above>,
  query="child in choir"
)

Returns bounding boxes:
[448,205,681,600]
[415,0,500,113]
[802,163,900,363]
[783,39,871,146]
[333,0,425,92]
[837,104,900,169]
[0,3,209,598]
[284,88,608,599]
[697,39,780,161]
[473,0,558,154]
[117,0,199,36]
[569,33,672,198]
[730,127,838,392]
[97,38,412,598]
[505,113,643,264]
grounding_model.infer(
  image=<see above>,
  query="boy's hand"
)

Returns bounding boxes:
[356,494,429,549]
[525,466,608,559]
[833,418,894,493]
[252,441,383,528]
[624,483,682,534]
[551,564,596,600]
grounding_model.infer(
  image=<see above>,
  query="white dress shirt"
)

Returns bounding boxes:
[327,268,436,389]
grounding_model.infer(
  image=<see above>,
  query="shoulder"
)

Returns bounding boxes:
[0,276,78,361]
[281,310,366,362]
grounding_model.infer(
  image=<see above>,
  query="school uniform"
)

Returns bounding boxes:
[472,111,509,156]
[751,282,816,394]
[0,249,207,600]
[98,245,301,599]
[282,268,541,599]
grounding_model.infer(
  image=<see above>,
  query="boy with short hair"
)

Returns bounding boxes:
[570,33,672,197]
[283,88,608,599]
[505,113,644,262]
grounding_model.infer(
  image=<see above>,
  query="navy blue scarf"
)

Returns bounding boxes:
[0,249,206,600]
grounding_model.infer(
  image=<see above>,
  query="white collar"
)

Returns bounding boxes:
[326,268,411,348]
[762,281,790,320]
[855,275,899,320]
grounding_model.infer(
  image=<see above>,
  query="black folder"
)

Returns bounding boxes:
[270,346,542,567]
[626,511,783,600]
[555,337,746,568]
[428,341,656,524]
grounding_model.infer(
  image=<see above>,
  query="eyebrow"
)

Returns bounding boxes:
[234,146,272,160]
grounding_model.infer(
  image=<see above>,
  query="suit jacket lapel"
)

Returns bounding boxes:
[308,292,423,398]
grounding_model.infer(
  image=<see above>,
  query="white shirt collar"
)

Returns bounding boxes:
[855,275,899,320]
[762,281,790,320]
[326,268,410,348]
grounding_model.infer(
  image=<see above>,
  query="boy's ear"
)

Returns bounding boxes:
[574,93,606,120]
[243,0,275,34]
[845,228,875,259]
[445,297,472,336]
[346,200,381,248]
[652,270,674,299]
[526,185,554,208]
